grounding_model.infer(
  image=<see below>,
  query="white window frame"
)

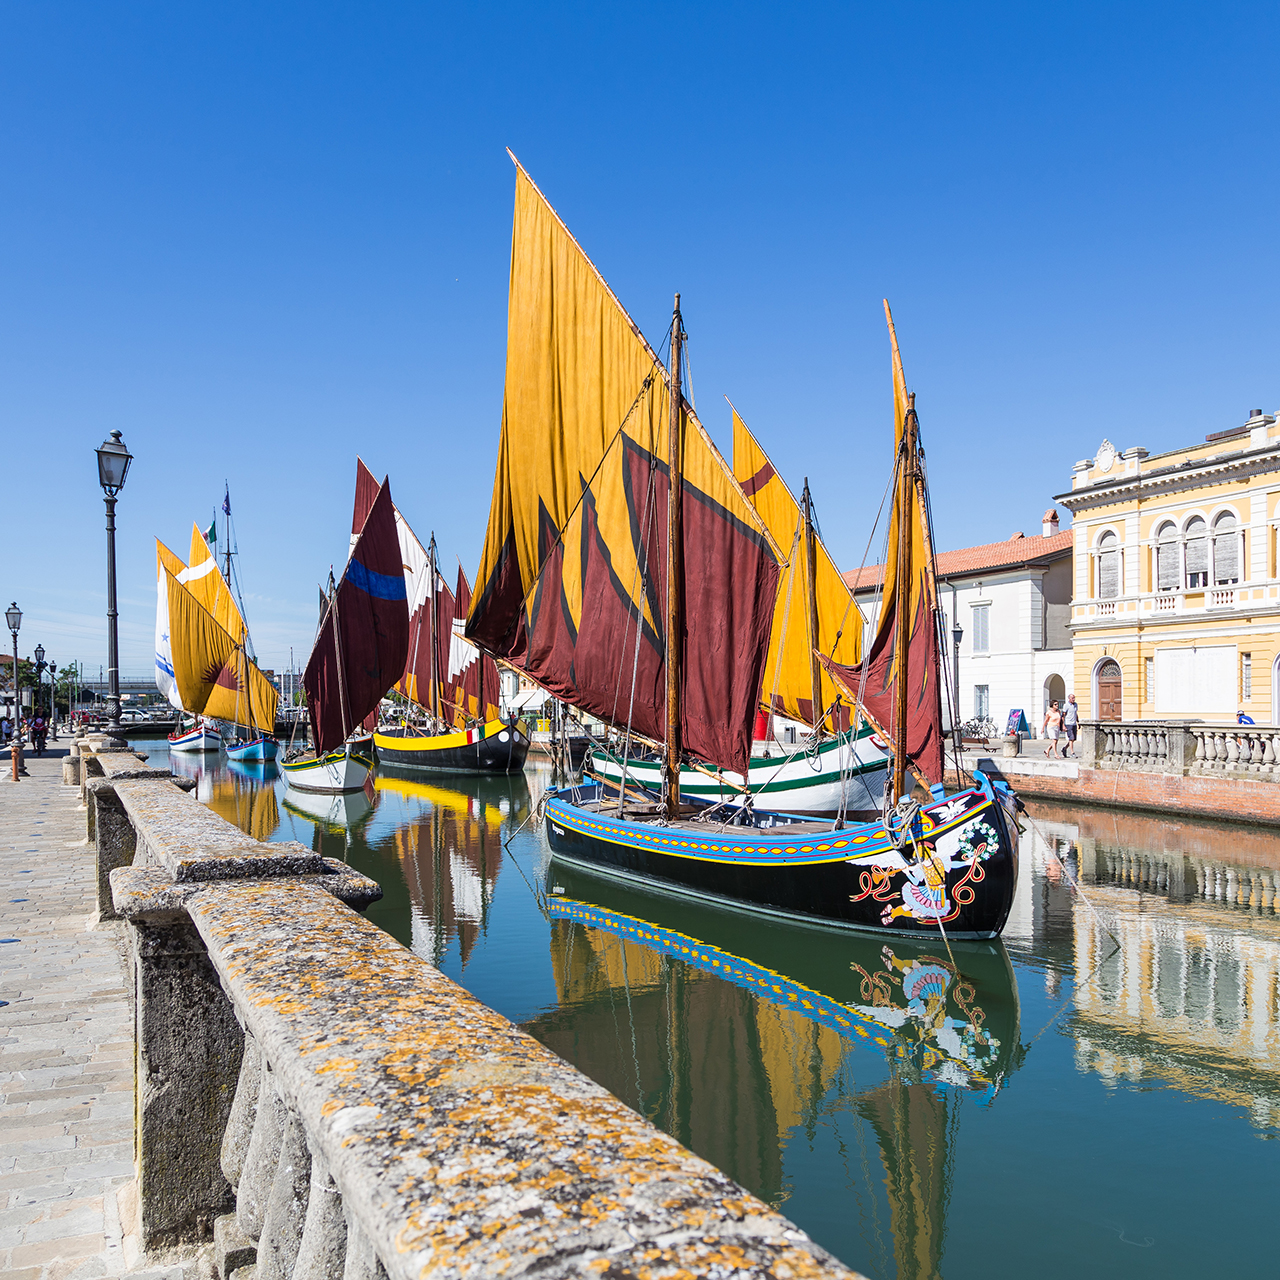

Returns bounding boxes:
[971,603,990,653]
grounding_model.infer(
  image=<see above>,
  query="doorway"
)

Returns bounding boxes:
[1097,659,1122,721]
[1044,674,1065,718]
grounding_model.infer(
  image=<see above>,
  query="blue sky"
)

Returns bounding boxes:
[4,2,1279,677]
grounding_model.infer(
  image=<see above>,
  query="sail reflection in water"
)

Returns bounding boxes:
[529,869,1020,1278]
[373,768,533,966]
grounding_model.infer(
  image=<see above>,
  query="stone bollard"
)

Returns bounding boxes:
[1001,734,1020,758]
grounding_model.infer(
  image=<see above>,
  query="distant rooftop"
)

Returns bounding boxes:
[844,528,1074,591]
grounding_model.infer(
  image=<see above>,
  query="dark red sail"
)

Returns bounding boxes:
[305,478,410,753]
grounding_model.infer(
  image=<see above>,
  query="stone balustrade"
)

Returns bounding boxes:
[77,737,862,1280]
[1079,720,1280,782]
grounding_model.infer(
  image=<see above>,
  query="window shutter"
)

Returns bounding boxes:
[1213,513,1238,583]
[1098,532,1119,599]
[1185,518,1208,576]
[1157,526,1179,590]
[972,605,989,652]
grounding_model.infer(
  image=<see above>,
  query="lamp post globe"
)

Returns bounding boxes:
[7,602,21,782]
[95,431,133,746]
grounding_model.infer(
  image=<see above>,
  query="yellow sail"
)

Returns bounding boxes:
[466,159,782,776]
[162,567,240,717]
[731,407,861,729]
[185,524,246,644]
[202,647,279,734]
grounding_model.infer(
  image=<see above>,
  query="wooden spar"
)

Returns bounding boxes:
[663,294,685,819]
[330,593,351,744]
[890,393,918,805]
[802,478,823,734]
[428,534,442,728]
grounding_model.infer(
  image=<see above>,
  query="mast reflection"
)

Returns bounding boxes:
[373,767,532,967]
[527,867,1021,1275]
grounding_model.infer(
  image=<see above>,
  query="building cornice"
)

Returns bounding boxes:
[1054,445,1280,514]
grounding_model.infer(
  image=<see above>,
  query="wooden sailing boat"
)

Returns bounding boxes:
[281,466,409,793]
[588,406,892,814]
[467,158,1018,937]
[333,459,531,775]
[153,525,279,755]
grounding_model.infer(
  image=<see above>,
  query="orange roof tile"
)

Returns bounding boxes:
[843,528,1074,591]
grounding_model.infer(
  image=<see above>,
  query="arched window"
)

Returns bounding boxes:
[1184,516,1208,588]
[1213,511,1239,584]
[1156,521,1179,591]
[1098,531,1120,599]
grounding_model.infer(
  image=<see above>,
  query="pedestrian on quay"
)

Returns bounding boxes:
[31,712,46,756]
[0,715,9,744]
[1042,699,1064,757]
[1062,693,1079,756]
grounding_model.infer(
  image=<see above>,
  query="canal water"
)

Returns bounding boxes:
[131,741,1280,1280]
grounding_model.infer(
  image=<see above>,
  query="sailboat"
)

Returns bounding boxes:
[328,460,531,774]
[154,525,279,755]
[281,466,410,793]
[465,157,1019,938]
[587,405,890,814]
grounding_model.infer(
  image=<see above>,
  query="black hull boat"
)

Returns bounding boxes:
[546,771,1019,939]
[374,718,530,775]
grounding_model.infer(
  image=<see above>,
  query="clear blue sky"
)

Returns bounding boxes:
[4,2,1279,678]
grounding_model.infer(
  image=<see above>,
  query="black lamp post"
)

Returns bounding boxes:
[952,620,964,760]
[95,430,133,746]
[7,602,21,782]
[49,663,57,738]
[34,644,45,719]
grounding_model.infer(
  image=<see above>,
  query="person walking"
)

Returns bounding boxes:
[1042,699,1064,757]
[31,713,46,757]
[1062,693,1080,756]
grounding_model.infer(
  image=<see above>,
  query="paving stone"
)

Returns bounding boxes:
[1,756,137,1280]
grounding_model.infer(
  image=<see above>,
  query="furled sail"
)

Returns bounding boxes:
[465,161,780,776]
[304,476,410,753]
[819,302,945,788]
[731,407,861,730]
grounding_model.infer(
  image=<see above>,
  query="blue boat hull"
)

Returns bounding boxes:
[545,773,1019,939]
[225,736,279,762]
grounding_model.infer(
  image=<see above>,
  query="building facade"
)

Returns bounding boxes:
[846,514,1074,737]
[1058,410,1280,724]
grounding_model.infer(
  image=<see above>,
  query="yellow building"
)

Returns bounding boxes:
[1058,410,1280,723]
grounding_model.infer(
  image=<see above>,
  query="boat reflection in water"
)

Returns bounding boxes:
[373,767,533,966]
[529,867,1021,1279]
[201,757,281,842]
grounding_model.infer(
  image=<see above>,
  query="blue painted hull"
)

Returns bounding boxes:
[225,736,279,762]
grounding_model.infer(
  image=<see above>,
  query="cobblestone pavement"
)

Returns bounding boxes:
[0,748,190,1280]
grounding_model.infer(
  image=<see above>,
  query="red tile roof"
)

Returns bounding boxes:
[843,528,1074,591]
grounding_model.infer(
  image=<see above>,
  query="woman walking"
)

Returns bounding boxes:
[1042,700,1064,757]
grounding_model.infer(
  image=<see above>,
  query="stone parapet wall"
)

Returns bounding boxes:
[83,748,864,1279]
[950,760,1280,826]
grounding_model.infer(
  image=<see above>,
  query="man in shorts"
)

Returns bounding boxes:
[1062,693,1079,756]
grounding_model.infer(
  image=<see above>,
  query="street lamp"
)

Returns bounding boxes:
[49,663,57,738]
[34,644,45,720]
[95,430,133,746]
[951,620,964,761]
[7,602,21,782]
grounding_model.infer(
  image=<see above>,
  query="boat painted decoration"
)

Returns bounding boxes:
[281,742,374,794]
[464,159,781,780]
[166,721,222,753]
[225,736,278,762]
[375,718,530,775]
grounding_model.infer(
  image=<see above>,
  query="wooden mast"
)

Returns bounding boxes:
[890,392,918,805]
[663,294,685,819]
[802,478,823,734]
[428,534,442,728]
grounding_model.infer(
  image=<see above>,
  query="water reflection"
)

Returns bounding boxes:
[529,866,1020,1274]
[373,767,533,966]
[128,738,1280,1278]
[1017,801,1280,1134]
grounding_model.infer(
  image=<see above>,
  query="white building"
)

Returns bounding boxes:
[846,512,1074,737]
